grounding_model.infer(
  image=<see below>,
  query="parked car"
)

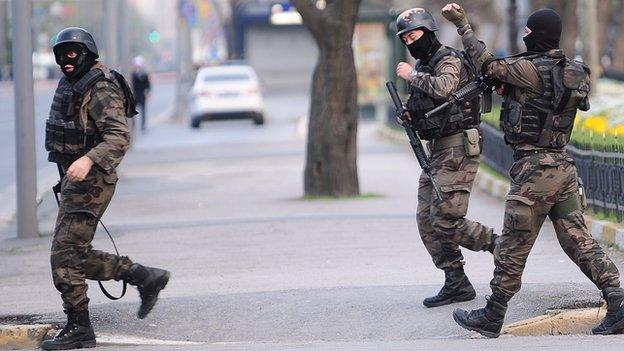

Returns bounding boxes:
[189,65,265,128]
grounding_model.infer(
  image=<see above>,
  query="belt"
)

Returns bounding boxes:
[431,132,464,151]
[513,148,564,161]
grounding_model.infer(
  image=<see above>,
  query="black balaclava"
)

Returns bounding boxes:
[55,43,96,80]
[406,30,441,61]
[523,8,562,52]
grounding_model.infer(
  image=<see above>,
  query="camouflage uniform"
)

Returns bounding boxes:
[458,24,620,300]
[410,47,495,271]
[50,62,134,312]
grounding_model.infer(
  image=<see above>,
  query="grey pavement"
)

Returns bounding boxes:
[85,336,624,351]
[1,90,624,350]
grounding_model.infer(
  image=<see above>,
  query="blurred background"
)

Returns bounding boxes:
[1,1,624,106]
[2,0,624,123]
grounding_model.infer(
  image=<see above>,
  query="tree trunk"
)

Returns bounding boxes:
[226,0,241,59]
[293,0,361,197]
[561,0,578,58]
[508,0,520,54]
[611,2,624,71]
[577,0,600,90]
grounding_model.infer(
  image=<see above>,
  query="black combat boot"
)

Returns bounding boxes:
[423,268,476,308]
[452,294,508,338]
[487,233,500,254]
[123,263,170,319]
[40,310,96,350]
[592,287,624,335]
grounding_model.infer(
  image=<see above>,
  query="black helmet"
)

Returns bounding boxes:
[396,8,438,38]
[53,27,98,58]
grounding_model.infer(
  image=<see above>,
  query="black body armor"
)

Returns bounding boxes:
[501,50,590,148]
[407,47,481,140]
[45,68,137,164]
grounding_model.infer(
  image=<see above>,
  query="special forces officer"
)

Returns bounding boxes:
[41,27,170,350]
[394,9,498,308]
[442,3,624,337]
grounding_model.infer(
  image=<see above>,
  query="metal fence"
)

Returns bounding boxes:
[480,122,624,222]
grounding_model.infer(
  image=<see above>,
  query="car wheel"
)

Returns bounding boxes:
[191,117,201,129]
[253,113,265,126]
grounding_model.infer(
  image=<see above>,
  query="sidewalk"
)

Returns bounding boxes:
[1,119,623,350]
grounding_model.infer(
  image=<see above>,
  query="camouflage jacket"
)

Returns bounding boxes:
[81,62,131,174]
[409,46,472,100]
[457,24,544,99]
[457,23,548,150]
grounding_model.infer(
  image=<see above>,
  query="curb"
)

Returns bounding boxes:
[0,324,54,349]
[0,325,206,349]
[502,306,606,336]
[379,123,624,250]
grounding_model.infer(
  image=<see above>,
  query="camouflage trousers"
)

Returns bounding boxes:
[51,166,133,312]
[417,144,495,271]
[491,151,620,299]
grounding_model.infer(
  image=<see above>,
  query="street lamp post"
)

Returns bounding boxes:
[104,0,119,69]
[175,0,193,122]
[11,0,38,239]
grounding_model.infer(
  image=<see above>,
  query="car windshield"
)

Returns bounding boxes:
[202,73,251,82]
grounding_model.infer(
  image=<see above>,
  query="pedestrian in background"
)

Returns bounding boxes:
[131,55,151,132]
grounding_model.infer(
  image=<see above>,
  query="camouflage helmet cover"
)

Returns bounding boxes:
[396,8,438,38]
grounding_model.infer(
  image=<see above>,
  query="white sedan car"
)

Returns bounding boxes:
[189,65,265,128]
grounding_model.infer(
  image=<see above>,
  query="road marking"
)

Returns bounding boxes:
[96,333,204,346]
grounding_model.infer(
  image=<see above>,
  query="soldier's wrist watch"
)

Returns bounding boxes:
[409,69,419,84]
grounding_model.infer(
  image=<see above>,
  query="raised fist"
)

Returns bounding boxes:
[442,3,468,28]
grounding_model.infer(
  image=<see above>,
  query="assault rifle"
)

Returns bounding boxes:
[424,76,497,119]
[386,81,442,200]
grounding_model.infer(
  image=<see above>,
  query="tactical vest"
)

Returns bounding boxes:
[501,51,590,148]
[46,67,137,164]
[406,47,481,140]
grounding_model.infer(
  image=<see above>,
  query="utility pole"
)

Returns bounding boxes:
[117,0,135,131]
[0,1,9,70]
[118,0,130,78]
[577,0,599,94]
[174,0,193,122]
[12,0,38,238]
[104,0,119,69]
